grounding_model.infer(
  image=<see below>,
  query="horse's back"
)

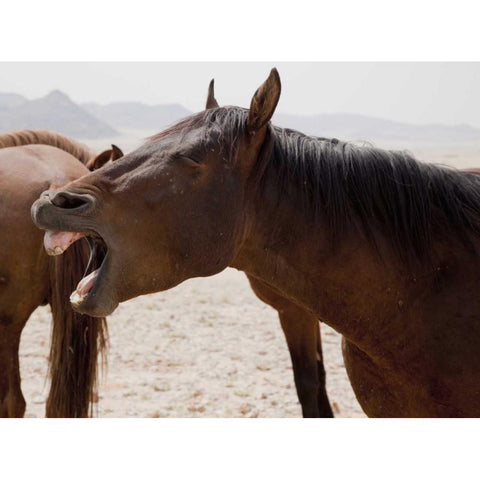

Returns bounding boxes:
[0,144,88,224]
[0,144,87,194]
[0,145,89,319]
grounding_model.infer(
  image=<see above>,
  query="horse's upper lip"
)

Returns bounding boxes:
[31,195,95,232]
[31,197,57,230]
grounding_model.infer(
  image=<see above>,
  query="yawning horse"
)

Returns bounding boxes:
[0,130,120,417]
[32,69,480,417]
[99,120,332,418]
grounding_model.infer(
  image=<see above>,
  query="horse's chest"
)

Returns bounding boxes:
[341,338,475,417]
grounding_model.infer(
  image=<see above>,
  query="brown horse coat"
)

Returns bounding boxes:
[31,71,480,417]
[0,130,112,417]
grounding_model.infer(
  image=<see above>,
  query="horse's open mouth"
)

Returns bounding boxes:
[44,230,108,308]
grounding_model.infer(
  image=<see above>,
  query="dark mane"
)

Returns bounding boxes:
[152,107,480,264]
[268,128,480,263]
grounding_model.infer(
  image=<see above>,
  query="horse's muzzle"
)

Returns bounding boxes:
[31,190,96,230]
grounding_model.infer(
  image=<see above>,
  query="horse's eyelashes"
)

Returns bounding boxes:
[185,156,201,165]
[172,153,202,166]
[169,152,183,162]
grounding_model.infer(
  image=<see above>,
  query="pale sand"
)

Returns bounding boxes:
[20,268,365,418]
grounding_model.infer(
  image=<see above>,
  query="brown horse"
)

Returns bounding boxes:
[0,130,120,417]
[103,125,332,418]
[31,69,480,417]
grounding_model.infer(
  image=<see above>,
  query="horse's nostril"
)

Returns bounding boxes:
[50,191,93,210]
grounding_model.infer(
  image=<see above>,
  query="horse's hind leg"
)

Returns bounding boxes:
[0,321,26,417]
[247,275,333,418]
[315,321,332,416]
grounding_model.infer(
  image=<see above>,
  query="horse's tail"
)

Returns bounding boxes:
[46,238,108,417]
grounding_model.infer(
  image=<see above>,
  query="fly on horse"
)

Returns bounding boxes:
[0,130,120,417]
[32,69,480,417]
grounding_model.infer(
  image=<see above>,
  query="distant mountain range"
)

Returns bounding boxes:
[82,101,190,131]
[0,90,118,139]
[1,89,479,144]
[0,93,27,109]
[273,113,480,144]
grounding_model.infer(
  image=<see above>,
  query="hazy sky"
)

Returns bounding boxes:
[1,62,480,127]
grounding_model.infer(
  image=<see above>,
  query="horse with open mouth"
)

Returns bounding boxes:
[0,130,120,417]
[83,112,333,417]
[32,69,480,417]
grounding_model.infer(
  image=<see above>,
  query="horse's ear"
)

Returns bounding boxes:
[87,145,124,171]
[111,144,124,161]
[87,149,112,171]
[246,68,281,135]
[206,79,219,109]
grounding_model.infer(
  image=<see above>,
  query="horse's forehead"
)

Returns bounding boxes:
[97,126,210,183]
[152,126,206,153]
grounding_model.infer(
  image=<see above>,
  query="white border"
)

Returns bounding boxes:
[1,1,479,477]
[1,0,480,61]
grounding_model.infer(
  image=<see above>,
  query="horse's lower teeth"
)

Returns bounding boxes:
[70,291,85,306]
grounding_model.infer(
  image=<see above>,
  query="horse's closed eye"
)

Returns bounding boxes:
[172,153,202,166]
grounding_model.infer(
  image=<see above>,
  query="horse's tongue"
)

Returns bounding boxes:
[70,269,99,306]
[44,230,84,256]
[76,269,98,296]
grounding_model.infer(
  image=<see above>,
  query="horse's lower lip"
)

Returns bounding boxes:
[69,249,118,317]
[69,234,109,308]
[70,268,100,306]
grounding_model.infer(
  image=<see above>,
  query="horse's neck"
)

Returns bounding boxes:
[0,130,93,165]
[231,172,411,353]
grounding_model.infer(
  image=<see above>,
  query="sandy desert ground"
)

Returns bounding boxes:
[20,268,364,418]
[17,134,480,418]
